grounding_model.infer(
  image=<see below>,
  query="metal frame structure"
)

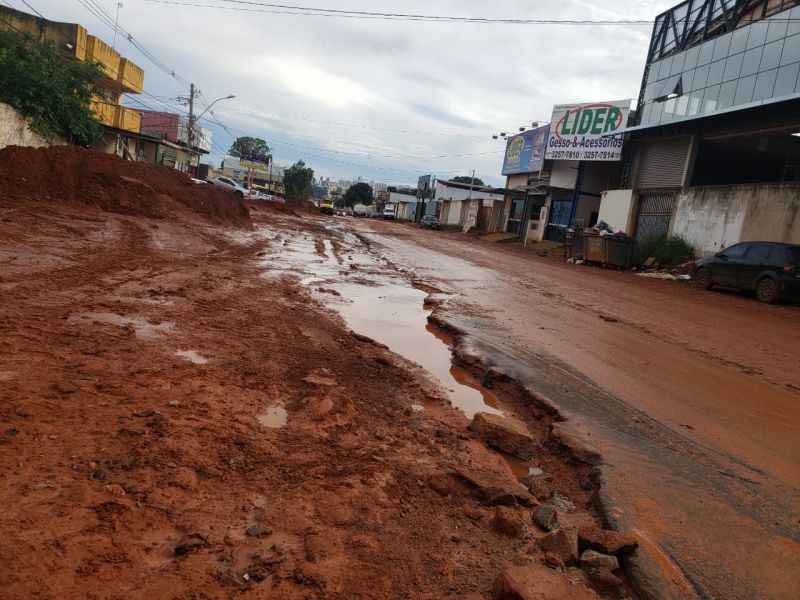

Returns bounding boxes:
[647,0,800,63]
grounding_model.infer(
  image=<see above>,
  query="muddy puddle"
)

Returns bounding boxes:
[257,226,503,420]
[257,404,288,428]
[68,312,175,339]
[176,350,209,364]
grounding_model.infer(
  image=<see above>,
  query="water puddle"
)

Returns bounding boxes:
[68,312,175,339]
[257,404,288,428]
[258,225,504,420]
[176,350,209,365]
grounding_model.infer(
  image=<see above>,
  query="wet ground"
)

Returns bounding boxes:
[350,218,800,600]
[0,199,620,600]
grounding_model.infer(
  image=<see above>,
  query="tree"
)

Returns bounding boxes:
[342,182,373,207]
[228,136,271,163]
[283,160,314,202]
[451,175,485,186]
[0,30,104,146]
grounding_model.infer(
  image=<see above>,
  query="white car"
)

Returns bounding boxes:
[209,176,248,198]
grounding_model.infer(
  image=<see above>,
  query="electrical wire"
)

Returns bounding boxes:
[17,0,44,19]
[143,0,655,25]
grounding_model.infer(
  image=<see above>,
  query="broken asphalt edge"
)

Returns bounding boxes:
[425,306,701,600]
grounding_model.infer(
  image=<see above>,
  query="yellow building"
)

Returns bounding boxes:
[0,5,144,134]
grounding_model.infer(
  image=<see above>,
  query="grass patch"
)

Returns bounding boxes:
[636,235,695,266]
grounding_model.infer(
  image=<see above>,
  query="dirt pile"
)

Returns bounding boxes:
[0,145,250,226]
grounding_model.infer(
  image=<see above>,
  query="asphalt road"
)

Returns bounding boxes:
[354,218,800,600]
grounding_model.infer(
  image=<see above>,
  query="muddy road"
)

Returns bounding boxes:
[347,218,800,600]
[0,198,640,600]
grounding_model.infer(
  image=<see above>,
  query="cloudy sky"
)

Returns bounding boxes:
[26,0,676,185]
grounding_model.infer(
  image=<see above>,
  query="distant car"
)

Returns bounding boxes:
[190,177,207,185]
[420,214,440,230]
[692,241,800,303]
[319,201,335,215]
[209,176,248,198]
[383,204,396,219]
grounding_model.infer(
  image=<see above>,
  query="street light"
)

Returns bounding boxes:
[189,94,235,150]
[195,94,236,122]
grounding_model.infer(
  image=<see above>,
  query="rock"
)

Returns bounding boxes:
[522,476,552,501]
[492,506,525,538]
[54,382,78,395]
[578,526,638,556]
[303,373,337,387]
[167,400,180,407]
[539,527,578,564]
[469,413,537,460]
[549,423,602,465]
[246,524,273,538]
[585,567,624,594]
[580,549,619,572]
[543,552,565,570]
[533,505,559,532]
[174,534,207,557]
[492,564,599,600]
[643,257,656,268]
[452,467,534,507]
[550,492,575,513]
[104,483,126,497]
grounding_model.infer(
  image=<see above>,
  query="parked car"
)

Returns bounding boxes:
[190,177,207,185]
[319,201,335,215]
[420,214,440,230]
[209,176,248,198]
[383,204,397,219]
[692,241,800,303]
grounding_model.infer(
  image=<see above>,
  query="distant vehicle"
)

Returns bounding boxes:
[319,200,335,215]
[209,176,248,198]
[336,207,353,217]
[383,203,396,219]
[190,177,207,185]
[420,214,440,230]
[692,241,800,303]
[353,203,371,217]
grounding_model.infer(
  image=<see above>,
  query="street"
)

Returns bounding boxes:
[349,218,800,599]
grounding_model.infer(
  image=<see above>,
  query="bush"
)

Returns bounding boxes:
[0,29,104,145]
[636,235,695,266]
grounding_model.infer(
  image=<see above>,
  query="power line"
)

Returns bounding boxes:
[143,0,655,25]
[17,0,44,19]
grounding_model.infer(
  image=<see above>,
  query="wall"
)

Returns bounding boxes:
[506,173,528,190]
[598,189,636,234]
[671,183,800,256]
[0,102,60,150]
[549,160,579,189]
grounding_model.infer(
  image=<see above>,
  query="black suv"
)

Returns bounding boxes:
[692,242,800,303]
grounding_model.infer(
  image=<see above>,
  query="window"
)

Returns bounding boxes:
[747,22,768,49]
[766,18,789,44]
[761,39,784,71]
[780,33,800,66]
[684,45,701,71]
[702,85,721,113]
[692,64,710,90]
[723,52,744,81]
[734,74,757,104]
[670,50,687,75]
[754,68,778,100]
[740,47,763,77]
[720,243,749,258]
[774,63,800,96]
[698,39,715,66]
[730,26,749,55]
[789,7,800,37]
[718,80,737,109]
[745,244,772,264]
[713,33,732,62]
[707,59,725,86]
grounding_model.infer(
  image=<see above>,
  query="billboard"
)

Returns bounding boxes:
[545,99,631,161]
[501,125,550,175]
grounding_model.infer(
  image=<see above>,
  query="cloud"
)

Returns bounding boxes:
[34,0,678,185]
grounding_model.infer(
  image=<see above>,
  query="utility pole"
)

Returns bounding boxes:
[187,83,196,152]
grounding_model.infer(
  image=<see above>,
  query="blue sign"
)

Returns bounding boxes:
[501,125,550,176]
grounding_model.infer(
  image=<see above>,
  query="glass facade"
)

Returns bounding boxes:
[640,5,800,127]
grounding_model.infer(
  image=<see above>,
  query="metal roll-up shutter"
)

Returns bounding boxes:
[636,137,691,189]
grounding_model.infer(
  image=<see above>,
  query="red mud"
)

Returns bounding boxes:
[0,145,250,226]
[0,157,636,599]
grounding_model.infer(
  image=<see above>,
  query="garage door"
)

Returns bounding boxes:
[636,137,691,189]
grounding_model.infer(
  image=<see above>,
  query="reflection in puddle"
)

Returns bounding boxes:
[68,312,175,339]
[330,282,504,420]
[257,405,288,428]
[176,350,209,365]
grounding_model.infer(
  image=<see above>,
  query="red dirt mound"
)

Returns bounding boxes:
[0,145,250,227]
